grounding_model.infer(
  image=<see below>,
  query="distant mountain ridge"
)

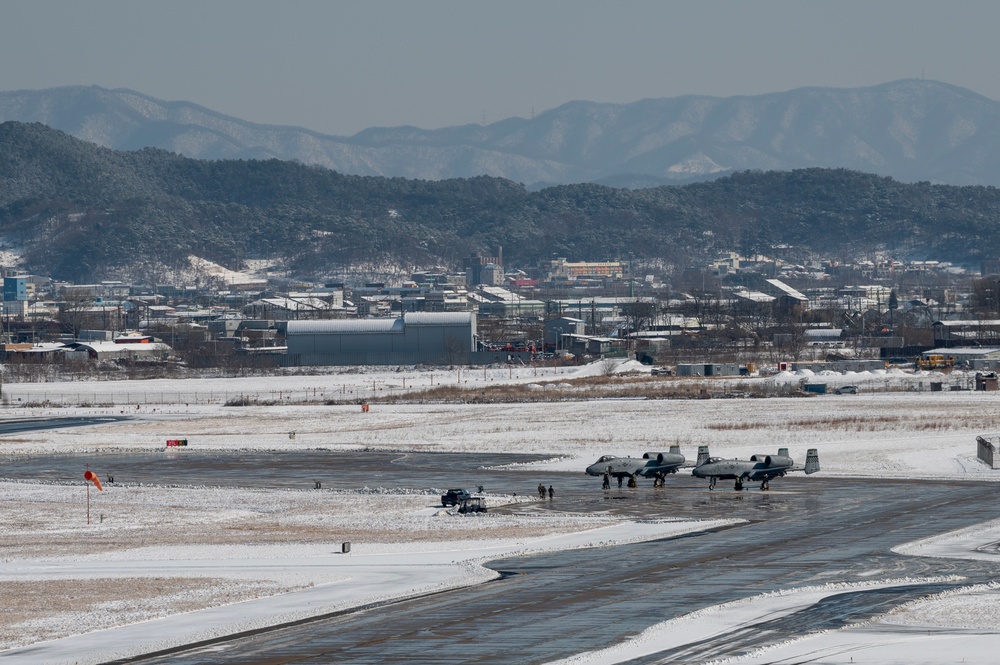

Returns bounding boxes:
[1,80,999,187]
[4,121,1000,283]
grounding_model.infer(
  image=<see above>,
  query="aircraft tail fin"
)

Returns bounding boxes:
[669,444,681,456]
[778,447,789,458]
[804,448,820,474]
[696,445,710,466]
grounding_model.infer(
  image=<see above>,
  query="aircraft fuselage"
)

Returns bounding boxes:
[691,458,789,482]
[586,453,685,479]
[691,449,819,490]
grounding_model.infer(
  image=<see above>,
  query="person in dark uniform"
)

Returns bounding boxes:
[602,473,611,489]
[547,485,554,500]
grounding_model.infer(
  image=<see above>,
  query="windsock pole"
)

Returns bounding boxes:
[85,464,90,524]
[83,467,103,524]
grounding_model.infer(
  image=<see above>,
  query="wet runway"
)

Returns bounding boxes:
[0,449,553,494]
[42,450,995,665]
[0,415,129,435]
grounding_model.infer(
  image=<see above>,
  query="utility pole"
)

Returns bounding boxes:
[85,464,91,524]
[629,256,634,299]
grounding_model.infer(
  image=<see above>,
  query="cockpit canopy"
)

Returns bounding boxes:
[595,455,616,463]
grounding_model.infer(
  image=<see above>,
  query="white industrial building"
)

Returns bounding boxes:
[286,312,478,366]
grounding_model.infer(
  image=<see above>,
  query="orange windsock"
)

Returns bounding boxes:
[84,470,103,491]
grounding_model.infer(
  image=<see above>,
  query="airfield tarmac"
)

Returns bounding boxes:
[0,415,129,435]
[15,452,990,665]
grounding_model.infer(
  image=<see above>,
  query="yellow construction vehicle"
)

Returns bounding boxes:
[917,354,955,370]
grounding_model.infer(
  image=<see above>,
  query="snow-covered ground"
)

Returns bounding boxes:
[2,361,1000,663]
[0,359,975,406]
[0,495,733,664]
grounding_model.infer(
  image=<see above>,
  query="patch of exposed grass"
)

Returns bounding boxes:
[225,396,279,406]
[706,413,998,432]
[353,375,791,404]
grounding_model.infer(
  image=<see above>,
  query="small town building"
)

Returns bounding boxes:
[545,317,585,349]
[763,279,809,309]
[242,296,343,320]
[477,287,545,317]
[63,341,172,361]
[676,363,742,377]
[465,250,504,287]
[546,258,625,281]
[921,347,1000,370]
[932,320,1000,347]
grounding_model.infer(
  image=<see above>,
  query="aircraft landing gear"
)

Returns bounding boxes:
[760,480,770,491]
[708,477,717,490]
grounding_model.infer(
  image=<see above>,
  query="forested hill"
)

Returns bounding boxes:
[2,121,1000,282]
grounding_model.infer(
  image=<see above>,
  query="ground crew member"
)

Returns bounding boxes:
[548,485,554,500]
[538,483,546,499]
[602,473,610,489]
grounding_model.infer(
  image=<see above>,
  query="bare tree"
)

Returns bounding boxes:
[58,288,94,338]
[620,300,656,336]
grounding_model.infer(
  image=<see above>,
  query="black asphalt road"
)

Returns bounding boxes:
[0,450,548,493]
[0,415,129,435]
[46,450,993,665]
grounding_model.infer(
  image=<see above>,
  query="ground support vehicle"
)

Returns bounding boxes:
[441,488,472,506]
[457,497,488,514]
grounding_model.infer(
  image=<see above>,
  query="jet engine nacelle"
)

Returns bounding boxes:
[751,454,793,468]
[643,452,685,466]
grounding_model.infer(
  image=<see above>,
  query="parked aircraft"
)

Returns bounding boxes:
[691,446,820,491]
[586,445,688,486]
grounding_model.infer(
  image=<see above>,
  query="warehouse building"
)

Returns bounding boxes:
[286,312,478,366]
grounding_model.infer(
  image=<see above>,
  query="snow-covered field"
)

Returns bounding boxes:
[3,361,1000,663]
[0,359,974,406]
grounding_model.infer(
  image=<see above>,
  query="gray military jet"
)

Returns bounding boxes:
[691,445,820,491]
[586,445,688,486]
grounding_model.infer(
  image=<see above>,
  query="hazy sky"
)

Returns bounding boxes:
[3,0,998,136]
